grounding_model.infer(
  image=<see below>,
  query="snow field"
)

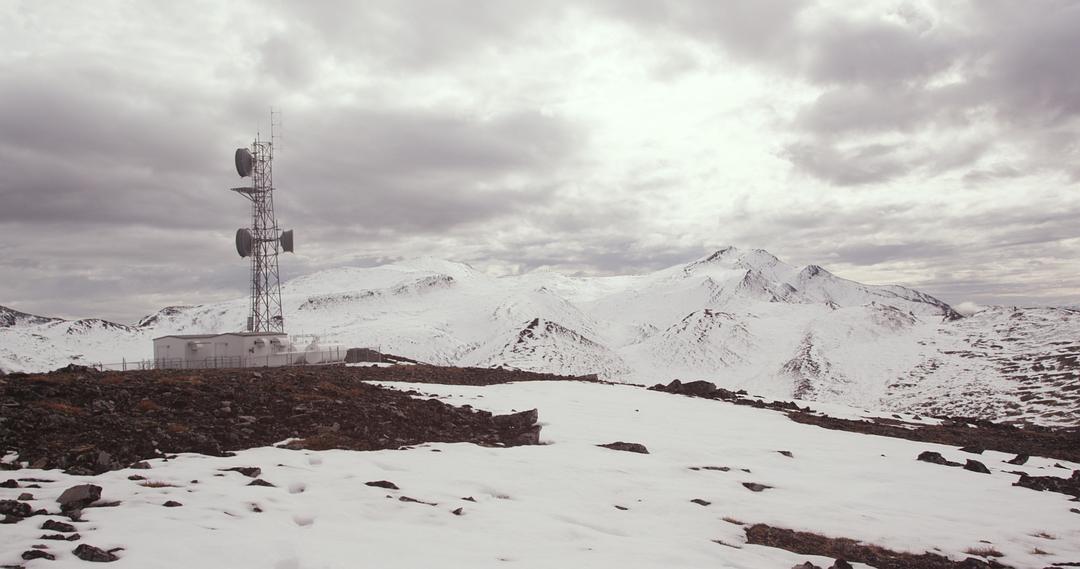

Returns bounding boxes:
[3,381,1078,568]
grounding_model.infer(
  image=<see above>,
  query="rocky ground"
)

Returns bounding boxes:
[2,365,1079,568]
[650,379,1080,465]
[0,364,562,475]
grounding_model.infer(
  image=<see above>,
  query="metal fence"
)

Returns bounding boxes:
[91,347,345,371]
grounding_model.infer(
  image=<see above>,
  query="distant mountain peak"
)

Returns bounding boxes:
[699,246,738,263]
[800,264,831,279]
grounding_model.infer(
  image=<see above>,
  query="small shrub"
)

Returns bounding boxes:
[139,481,179,488]
[964,546,1003,557]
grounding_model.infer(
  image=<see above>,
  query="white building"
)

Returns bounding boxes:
[152,332,291,369]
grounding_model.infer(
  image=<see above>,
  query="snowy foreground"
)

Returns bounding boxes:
[3,381,1079,568]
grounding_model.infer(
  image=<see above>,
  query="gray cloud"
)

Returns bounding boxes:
[595,0,805,62]
[272,1,568,70]
[279,106,584,233]
[785,2,1080,184]
[0,0,1078,325]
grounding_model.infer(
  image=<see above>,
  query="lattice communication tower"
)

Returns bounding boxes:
[230,121,294,333]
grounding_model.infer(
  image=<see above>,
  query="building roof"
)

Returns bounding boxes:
[153,332,288,341]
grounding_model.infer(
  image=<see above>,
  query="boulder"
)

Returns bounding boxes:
[917,451,961,467]
[222,466,261,478]
[22,550,56,561]
[42,519,76,532]
[964,459,991,474]
[1014,471,1080,498]
[57,484,102,511]
[0,500,32,518]
[493,409,539,430]
[598,442,649,454]
[1005,454,1029,465]
[73,544,119,562]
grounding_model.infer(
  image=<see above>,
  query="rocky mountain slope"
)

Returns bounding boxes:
[2,247,1078,425]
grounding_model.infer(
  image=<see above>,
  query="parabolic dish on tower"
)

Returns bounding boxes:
[235,148,253,178]
[280,229,294,253]
[235,228,253,258]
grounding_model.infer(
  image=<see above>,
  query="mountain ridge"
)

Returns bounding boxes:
[2,247,1078,426]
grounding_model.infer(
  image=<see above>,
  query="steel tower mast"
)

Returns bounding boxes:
[230,119,294,333]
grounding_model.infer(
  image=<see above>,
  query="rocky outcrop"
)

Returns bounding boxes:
[0,365,552,474]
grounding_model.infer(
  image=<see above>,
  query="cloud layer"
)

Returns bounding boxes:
[1,0,1077,322]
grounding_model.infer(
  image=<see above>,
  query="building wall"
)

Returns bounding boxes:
[153,333,288,368]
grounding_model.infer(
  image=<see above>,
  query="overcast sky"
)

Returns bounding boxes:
[1,0,1078,323]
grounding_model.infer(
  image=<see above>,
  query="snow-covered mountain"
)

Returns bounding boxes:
[3,247,1078,425]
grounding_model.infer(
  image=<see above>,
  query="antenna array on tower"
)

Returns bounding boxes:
[230,123,295,333]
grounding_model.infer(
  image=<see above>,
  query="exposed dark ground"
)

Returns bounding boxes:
[0,364,568,475]
[744,524,1012,569]
[650,379,1080,464]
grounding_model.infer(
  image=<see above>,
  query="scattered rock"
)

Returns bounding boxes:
[57,484,101,511]
[831,561,853,569]
[598,442,649,454]
[41,533,81,541]
[690,498,711,506]
[462,496,476,502]
[1005,454,1029,465]
[614,505,628,510]
[778,450,794,458]
[365,480,399,490]
[73,544,119,562]
[42,519,76,533]
[127,475,146,481]
[247,479,275,487]
[793,563,821,569]
[493,408,538,430]
[742,482,772,492]
[129,461,151,470]
[1013,470,1080,498]
[959,446,984,454]
[22,550,55,561]
[0,500,32,518]
[222,466,261,478]
[964,460,991,474]
[18,493,34,501]
[917,451,961,467]
[1,479,18,488]
[163,501,182,507]
[399,496,437,506]
[451,507,464,516]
